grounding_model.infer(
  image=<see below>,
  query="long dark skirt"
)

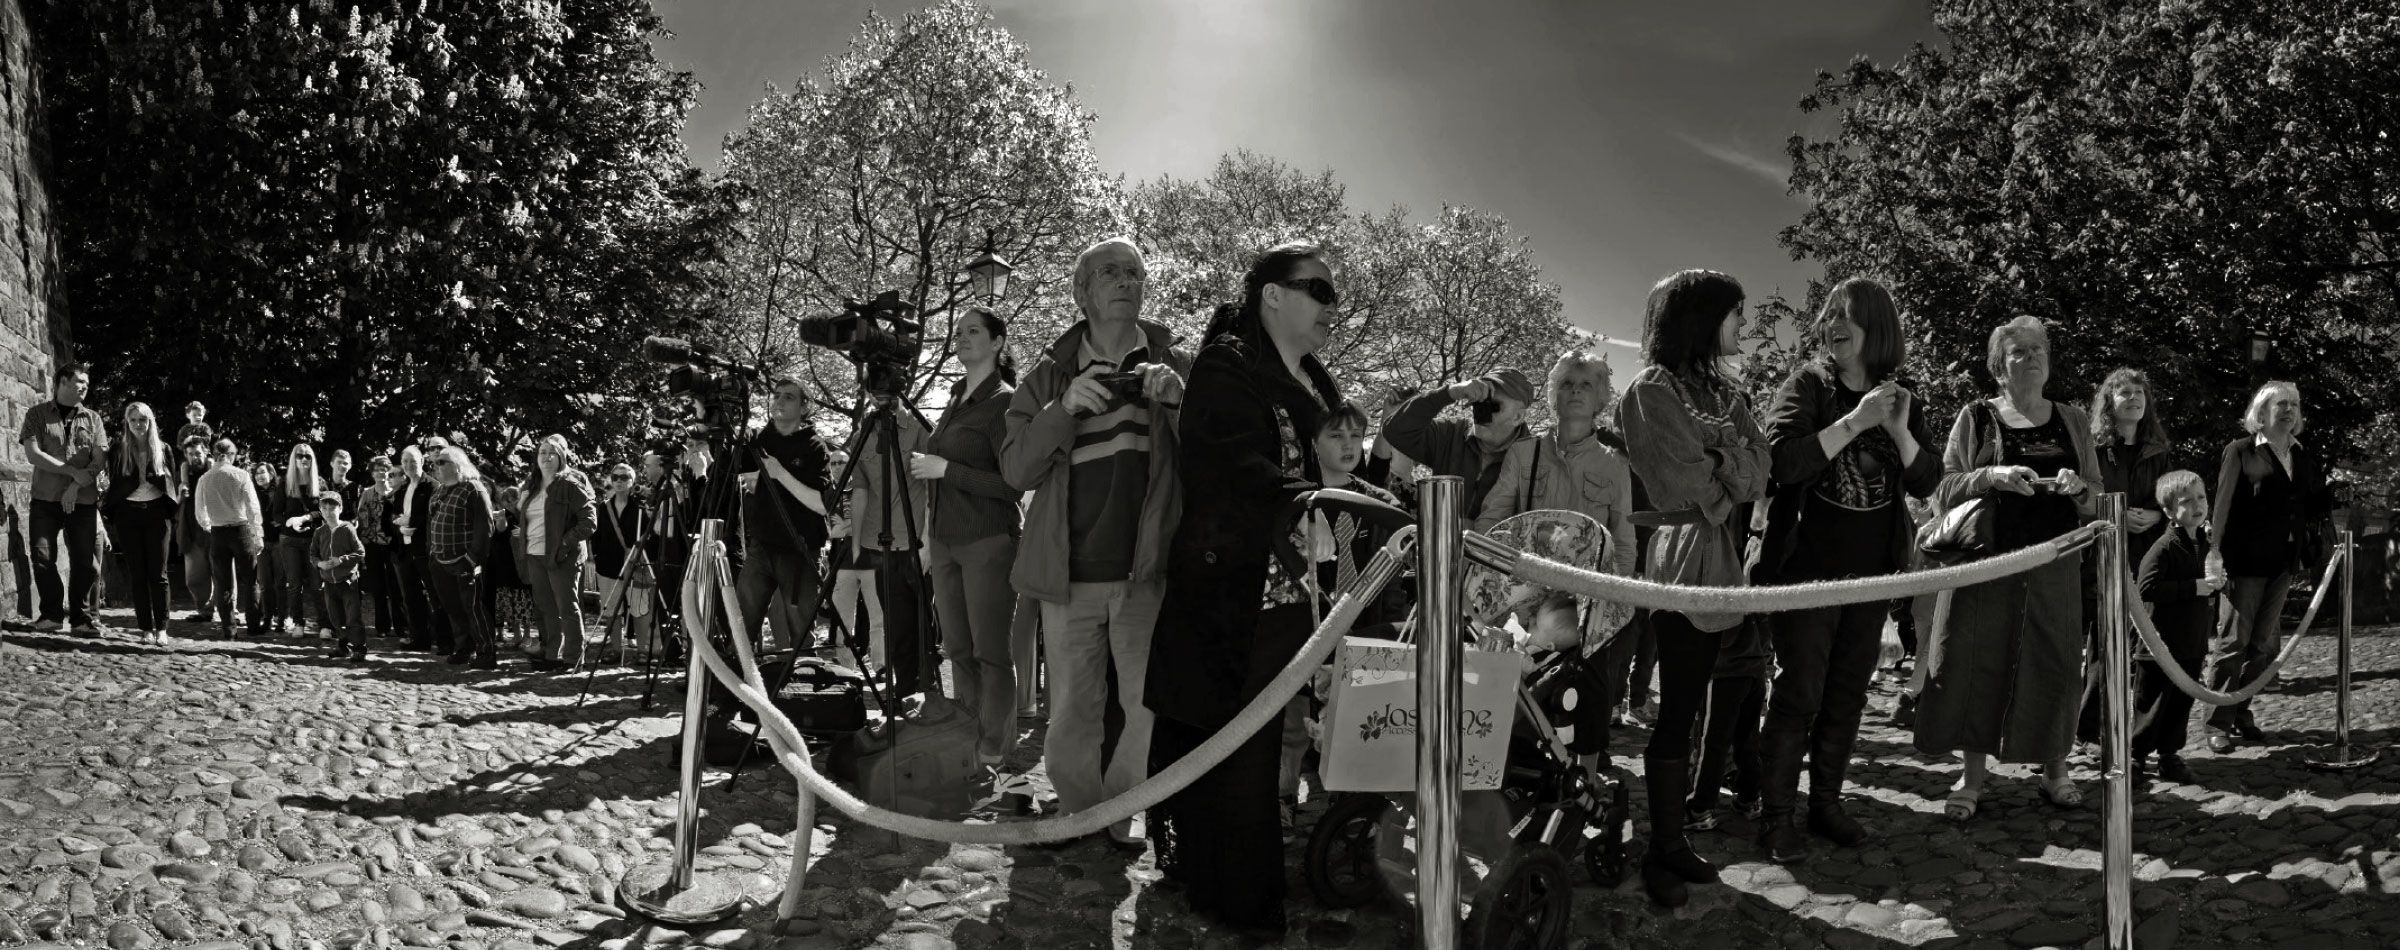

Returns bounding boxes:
[1913,553,2085,763]
[1147,602,1311,934]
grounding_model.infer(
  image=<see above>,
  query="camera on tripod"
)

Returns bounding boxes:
[642,335,759,442]
[797,290,922,399]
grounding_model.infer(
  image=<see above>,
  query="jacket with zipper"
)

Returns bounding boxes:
[998,318,1192,604]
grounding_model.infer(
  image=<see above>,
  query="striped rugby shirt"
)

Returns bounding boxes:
[1066,334,1156,582]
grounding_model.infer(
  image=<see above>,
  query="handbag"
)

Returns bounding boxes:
[1917,401,2001,562]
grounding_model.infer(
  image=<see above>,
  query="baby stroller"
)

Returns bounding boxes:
[1276,492,1630,950]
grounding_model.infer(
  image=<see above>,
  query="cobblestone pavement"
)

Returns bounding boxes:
[3,609,2397,950]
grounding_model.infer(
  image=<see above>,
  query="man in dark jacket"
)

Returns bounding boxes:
[1000,236,1189,847]
[1379,366,1536,522]
[178,436,218,623]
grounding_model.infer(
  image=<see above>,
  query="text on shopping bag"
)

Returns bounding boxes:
[1319,636,1525,792]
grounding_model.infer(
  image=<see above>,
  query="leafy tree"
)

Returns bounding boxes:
[39,0,724,465]
[706,0,1123,424]
[1780,0,2400,471]
[1128,152,1572,406]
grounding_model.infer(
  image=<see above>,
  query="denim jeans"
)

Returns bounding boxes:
[28,499,100,626]
[526,557,586,665]
[928,535,1020,759]
[1039,579,1163,816]
[207,525,262,632]
[2207,572,2294,727]
[736,546,821,654]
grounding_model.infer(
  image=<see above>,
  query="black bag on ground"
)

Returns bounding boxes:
[703,647,871,737]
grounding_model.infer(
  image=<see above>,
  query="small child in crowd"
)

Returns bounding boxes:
[177,401,213,448]
[310,490,369,663]
[2131,470,2223,786]
[1280,404,1402,836]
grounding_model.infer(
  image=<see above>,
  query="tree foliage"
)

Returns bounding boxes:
[1128,151,1573,405]
[706,0,1123,422]
[1779,0,2400,487]
[39,0,730,466]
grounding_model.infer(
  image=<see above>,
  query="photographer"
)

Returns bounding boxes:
[730,377,836,654]
[1001,236,1189,847]
[1380,366,1538,522]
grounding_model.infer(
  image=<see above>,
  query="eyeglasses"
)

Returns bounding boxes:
[1277,277,1340,308]
[429,460,454,470]
[610,473,633,482]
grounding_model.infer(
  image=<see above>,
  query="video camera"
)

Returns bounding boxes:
[643,335,759,443]
[797,290,922,399]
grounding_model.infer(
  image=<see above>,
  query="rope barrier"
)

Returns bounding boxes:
[684,536,1410,845]
[1505,521,2109,614]
[2122,548,2348,707]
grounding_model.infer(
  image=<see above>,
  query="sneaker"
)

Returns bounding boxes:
[1892,694,1918,729]
[32,618,61,633]
[1684,809,1722,833]
[70,623,102,637]
[318,627,334,640]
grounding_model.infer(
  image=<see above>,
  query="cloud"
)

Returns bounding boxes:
[1674,132,1790,188]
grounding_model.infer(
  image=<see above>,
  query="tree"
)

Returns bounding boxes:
[1781,0,2400,469]
[39,0,726,465]
[706,0,1123,424]
[1127,152,1572,405]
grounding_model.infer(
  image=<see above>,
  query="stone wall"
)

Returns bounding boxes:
[1,0,74,617]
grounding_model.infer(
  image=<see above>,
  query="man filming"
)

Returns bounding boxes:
[1001,236,1190,848]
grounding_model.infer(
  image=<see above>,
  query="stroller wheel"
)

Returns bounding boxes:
[1465,844,1575,950]
[1304,793,1390,909]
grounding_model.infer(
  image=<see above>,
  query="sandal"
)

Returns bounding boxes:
[1942,782,1982,822]
[2037,776,2085,810]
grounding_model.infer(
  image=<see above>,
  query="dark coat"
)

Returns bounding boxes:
[926,372,1023,544]
[2138,523,2213,653]
[1754,362,1943,584]
[1145,330,1341,730]
[2094,417,2175,564]
[2208,436,2332,579]
[593,492,647,579]
[511,469,598,569]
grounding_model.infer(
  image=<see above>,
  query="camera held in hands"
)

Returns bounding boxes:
[1093,371,1149,409]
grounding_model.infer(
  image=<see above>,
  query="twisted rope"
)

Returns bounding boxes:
[1506,521,2108,614]
[2121,547,2347,707]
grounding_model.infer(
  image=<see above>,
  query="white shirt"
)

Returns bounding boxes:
[2254,434,2294,479]
[524,483,549,557]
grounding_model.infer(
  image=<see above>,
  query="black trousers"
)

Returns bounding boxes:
[28,499,101,626]
[1691,673,1764,811]
[365,544,397,634]
[427,563,489,657]
[109,499,176,632]
[2131,613,2209,760]
[1759,600,1885,816]
[392,551,446,648]
[207,525,262,632]
[1645,610,1724,765]
[1149,713,1286,932]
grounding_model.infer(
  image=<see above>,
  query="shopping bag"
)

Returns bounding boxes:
[1319,636,1525,792]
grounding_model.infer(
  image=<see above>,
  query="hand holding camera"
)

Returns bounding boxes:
[1061,367,1117,417]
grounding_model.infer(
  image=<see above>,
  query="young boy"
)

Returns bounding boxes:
[1279,404,1403,837]
[177,401,214,448]
[310,491,369,663]
[2132,470,2224,786]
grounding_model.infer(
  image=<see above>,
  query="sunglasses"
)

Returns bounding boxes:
[1276,277,1340,308]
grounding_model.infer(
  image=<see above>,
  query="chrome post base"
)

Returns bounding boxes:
[619,860,748,925]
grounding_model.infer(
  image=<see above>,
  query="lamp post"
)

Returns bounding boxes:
[965,242,1013,306]
[2248,326,2272,384]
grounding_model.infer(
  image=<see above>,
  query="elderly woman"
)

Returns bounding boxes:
[1144,241,1345,938]
[1616,269,1772,907]
[1752,278,1941,863]
[1916,315,2101,821]
[2203,381,2332,752]
[426,446,497,668]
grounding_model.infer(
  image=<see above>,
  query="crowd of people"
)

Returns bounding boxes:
[9,238,2340,936]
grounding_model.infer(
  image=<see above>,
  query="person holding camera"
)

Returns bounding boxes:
[1380,365,1537,522]
[1916,315,2101,822]
[732,377,836,654]
[1001,237,1190,848]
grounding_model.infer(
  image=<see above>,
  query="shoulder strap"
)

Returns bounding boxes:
[1522,437,1543,512]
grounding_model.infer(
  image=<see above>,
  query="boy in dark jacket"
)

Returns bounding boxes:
[2131,470,2224,785]
[310,491,369,662]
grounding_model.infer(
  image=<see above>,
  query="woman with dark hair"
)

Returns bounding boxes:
[1614,268,1772,907]
[251,461,287,634]
[2075,368,2172,750]
[105,402,184,645]
[917,307,1027,766]
[1145,240,1344,936]
[2203,380,2331,751]
[1751,277,1941,864]
[1916,316,2101,821]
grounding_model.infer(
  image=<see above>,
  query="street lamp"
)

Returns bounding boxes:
[964,242,1013,304]
[2248,326,2272,368]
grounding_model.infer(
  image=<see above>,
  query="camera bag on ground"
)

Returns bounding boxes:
[823,545,981,818]
[699,646,873,768]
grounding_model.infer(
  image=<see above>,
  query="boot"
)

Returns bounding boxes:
[1805,706,1870,848]
[1754,726,1812,864]
[1643,758,1717,893]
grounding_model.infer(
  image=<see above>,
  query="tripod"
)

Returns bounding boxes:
[724,380,945,783]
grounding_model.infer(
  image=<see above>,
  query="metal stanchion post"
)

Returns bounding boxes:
[1414,476,1465,950]
[620,519,748,925]
[2098,494,2133,950]
[2304,528,2380,772]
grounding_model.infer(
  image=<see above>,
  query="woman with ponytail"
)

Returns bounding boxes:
[1145,241,1345,937]
[1615,268,1773,907]
[915,307,1027,766]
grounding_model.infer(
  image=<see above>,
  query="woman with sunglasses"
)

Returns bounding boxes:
[1145,241,1345,938]
[592,462,649,661]
[104,402,183,645]
[1615,269,1772,907]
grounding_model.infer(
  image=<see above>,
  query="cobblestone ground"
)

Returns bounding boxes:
[3,608,2397,950]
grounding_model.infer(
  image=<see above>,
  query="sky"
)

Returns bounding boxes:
[647,0,1942,368]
